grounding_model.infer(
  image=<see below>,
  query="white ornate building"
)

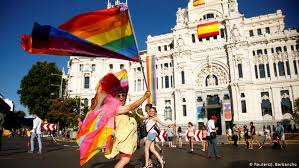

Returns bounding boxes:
[66,0,299,134]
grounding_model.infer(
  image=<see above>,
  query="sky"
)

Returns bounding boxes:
[0,0,298,113]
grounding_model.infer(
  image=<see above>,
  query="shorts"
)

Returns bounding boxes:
[281,134,285,141]
[147,132,157,141]
[167,136,173,141]
[120,152,132,158]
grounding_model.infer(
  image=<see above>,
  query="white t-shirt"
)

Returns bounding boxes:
[228,128,232,136]
[145,118,157,134]
[187,126,195,137]
[31,116,42,134]
[207,119,215,136]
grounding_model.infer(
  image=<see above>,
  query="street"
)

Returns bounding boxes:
[0,136,298,168]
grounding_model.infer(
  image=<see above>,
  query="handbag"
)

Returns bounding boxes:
[154,124,161,135]
[140,118,156,138]
[210,132,217,139]
[140,123,147,138]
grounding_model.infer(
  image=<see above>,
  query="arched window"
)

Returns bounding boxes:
[261,92,272,116]
[205,75,218,86]
[203,13,215,20]
[281,90,293,114]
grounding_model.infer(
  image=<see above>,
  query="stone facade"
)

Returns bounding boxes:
[66,0,299,134]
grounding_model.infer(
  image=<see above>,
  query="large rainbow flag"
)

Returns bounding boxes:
[197,21,219,38]
[21,5,139,62]
[77,69,129,166]
[146,55,157,105]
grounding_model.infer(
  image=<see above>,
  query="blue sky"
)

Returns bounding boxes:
[0,0,298,112]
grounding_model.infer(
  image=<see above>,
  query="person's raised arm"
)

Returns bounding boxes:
[154,116,170,127]
[117,90,151,115]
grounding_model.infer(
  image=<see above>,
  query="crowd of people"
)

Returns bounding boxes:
[226,122,286,150]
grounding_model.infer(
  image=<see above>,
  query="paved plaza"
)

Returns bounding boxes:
[0,136,298,168]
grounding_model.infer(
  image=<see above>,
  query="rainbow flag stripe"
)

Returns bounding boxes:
[146,55,157,105]
[59,6,139,61]
[114,69,129,94]
[197,21,219,38]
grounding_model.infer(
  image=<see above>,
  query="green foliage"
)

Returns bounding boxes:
[291,98,299,125]
[18,61,62,119]
[47,98,80,128]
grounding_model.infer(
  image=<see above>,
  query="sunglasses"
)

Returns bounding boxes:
[117,93,126,98]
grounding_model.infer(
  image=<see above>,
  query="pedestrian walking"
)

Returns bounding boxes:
[166,125,174,148]
[226,126,232,144]
[276,122,286,149]
[201,125,208,151]
[207,115,221,159]
[177,127,183,148]
[262,128,272,145]
[232,124,239,147]
[249,122,262,149]
[143,107,169,168]
[28,113,43,154]
[187,122,195,152]
[243,125,250,148]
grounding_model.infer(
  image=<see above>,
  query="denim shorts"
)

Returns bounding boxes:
[167,136,173,141]
[147,132,157,141]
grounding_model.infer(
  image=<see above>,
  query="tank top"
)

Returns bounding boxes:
[188,126,195,137]
[145,118,156,134]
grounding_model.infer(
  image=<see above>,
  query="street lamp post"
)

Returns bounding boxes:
[50,73,63,99]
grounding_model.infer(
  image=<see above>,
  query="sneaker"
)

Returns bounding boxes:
[37,151,42,154]
[259,146,263,149]
[28,151,33,153]
[249,147,253,149]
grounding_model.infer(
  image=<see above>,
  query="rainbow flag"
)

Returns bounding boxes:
[77,70,129,166]
[59,5,139,61]
[21,5,139,62]
[193,0,205,6]
[21,23,134,60]
[146,55,157,105]
[114,69,129,94]
[197,21,219,38]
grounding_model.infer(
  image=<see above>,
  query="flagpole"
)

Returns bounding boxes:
[127,5,148,90]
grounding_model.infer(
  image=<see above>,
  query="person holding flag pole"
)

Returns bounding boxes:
[20,2,151,167]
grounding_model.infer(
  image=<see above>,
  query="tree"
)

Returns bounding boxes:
[47,98,80,128]
[18,61,62,119]
[291,98,299,126]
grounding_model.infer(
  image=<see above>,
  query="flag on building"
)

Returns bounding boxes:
[223,103,232,121]
[197,21,219,38]
[146,55,157,105]
[193,0,205,6]
[21,5,139,62]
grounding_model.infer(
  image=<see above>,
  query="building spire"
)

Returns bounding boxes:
[107,0,111,8]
